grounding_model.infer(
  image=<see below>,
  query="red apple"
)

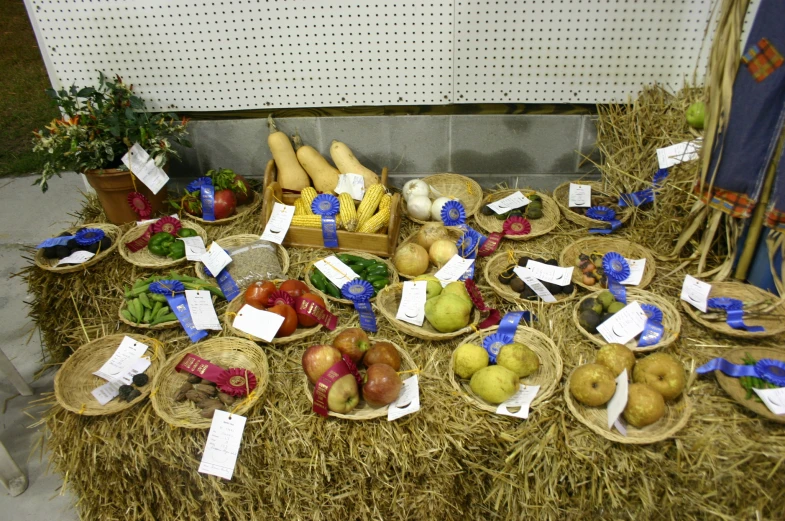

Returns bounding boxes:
[213,189,237,219]
[362,363,402,407]
[302,344,343,384]
[363,341,401,371]
[332,328,370,363]
[327,373,360,413]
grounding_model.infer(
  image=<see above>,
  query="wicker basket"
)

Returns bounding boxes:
[54,333,164,416]
[573,289,681,352]
[714,347,785,424]
[680,281,785,338]
[448,325,563,414]
[117,220,208,269]
[186,190,262,225]
[194,234,290,285]
[303,327,418,420]
[559,237,657,291]
[303,251,399,305]
[376,283,481,340]
[484,250,577,306]
[34,223,121,274]
[396,226,466,278]
[564,368,692,444]
[223,283,335,345]
[553,181,632,230]
[117,299,179,330]
[474,189,560,241]
[150,337,269,429]
[401,173,483,224]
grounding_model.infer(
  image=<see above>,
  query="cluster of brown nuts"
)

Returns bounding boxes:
[175,373,237,419]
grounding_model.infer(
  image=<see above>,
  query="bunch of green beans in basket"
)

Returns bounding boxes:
[121,272,224,326]
[740,353,778,401]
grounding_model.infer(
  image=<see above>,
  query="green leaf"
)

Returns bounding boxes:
[77,87,95,98]
[45,88,59,99]
[125,107,136,122]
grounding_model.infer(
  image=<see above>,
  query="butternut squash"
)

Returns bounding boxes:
[293,134,339,193]
[268,116,310,191]
[330,140,380,188]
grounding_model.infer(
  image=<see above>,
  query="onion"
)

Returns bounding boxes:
[429,239,458,267]
[402,179,430,202]
[431,196,457,222]
[406,195,433,220]
[393,243,430,277]
[415,222,451,250]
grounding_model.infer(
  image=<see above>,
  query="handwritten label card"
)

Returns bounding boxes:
[569,183,592,207]
[496,384,540,419]
[487,191,531,214]
[753,388,785,415]
[396,281,427,326]
[656,140,700,169]
[513,266,557,303]
[178,236,207,261]
[434,255,475,287]
[185,290,222,331]
[680,275,711,313]
[200,242,233,276]
[232,304,285,341]
[388,375,421,421]
[619,258,646,286]
[261,203,295,244]
[596,301,647,344]
[198,410,247,480]
[93,336,149,381]
[314,256,360,289]
[91,357,152,405]
[56,250,95,266]
[525,260,574,286]
[121,143,170,195]
[606,369,629,432]
[334,173,366,200]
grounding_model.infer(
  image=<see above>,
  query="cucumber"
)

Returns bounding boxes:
[371,279,389,291]
[364,265,388,278]
[338,254,368,265]
[310,270,329,292]
[325,282,342,299]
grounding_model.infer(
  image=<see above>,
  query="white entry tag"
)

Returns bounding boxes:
[232,304,285,342]
[185,290,222,331]
[56,250,95,266]
[753,388,785,415]
[680,275,711,313]
[513,266,557,303]
[434,255,475,287]
[619,258,646,286]
[569,183,592,207]
[496,384,540,419]
[314,256,360,289]
[93,336,149,380]
[261,203,295,244]
[396,281,427,326]
[334,173,366,200]
[91,357,152,405]
[487,191,531,214]
[178,236,207,261]
[656,140,700,169]
[201,242,233,276]
[388,375,420,421]
[596,301,647,344]
[198,410,247,480]
[606,369,629,432]
[121,143,169,195]
[525,260,574,286]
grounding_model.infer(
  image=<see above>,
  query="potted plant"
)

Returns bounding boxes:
[32,73,191,224]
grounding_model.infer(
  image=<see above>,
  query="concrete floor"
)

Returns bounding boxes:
[0,174,84,519]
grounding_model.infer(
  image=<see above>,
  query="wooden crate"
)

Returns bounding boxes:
[260,160,402,257]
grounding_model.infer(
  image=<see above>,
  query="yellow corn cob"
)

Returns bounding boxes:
[294,198,307,215]
[338,192,358,232]
[356,184,385,228]
[300,187,317,214]
[378,193,392,212]
[357,206,391,234]
[291,214,344,229]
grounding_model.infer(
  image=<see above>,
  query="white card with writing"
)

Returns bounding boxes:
[137,213,178,227]
[121,142,169,195]
[496,384,540,419]
[606,369,629,431]
[232,304,285,342]
[487,191,531,214]
[334,173,366,200]
[185,290,222,331]
[198,410,247,480]
[56,250,95,266]
[569,183,592,207]
[314,256,360,289]
[396,281,427,326]
[91,357,152,405]
[93,336,149,381]
[261,203,295,244]
[753,388,785,415]
[434,255,475,287]
[388,375,420,421]
[656,140,700,169]
[178,236,207,261]
[525,260,574,286]
[680,275,711,313]
[513,266,557,303]
[596,301,647,344]
[201,242,233,276]
[619,258,646,286]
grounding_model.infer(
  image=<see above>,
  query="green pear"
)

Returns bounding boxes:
[470,366,519,404]
[496,342,540,378]
[441,281,472,306]
[424,294,472,333]
[413,275,443,300]
[454,343,489,379]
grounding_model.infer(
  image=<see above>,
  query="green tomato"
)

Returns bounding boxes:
[686,101,705,130]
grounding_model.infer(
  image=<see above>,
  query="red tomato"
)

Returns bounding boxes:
[244,280,276,310]
[268,303,298,337]
[279,279,309,299]
[296,292,326,327]
[213,189,237,219]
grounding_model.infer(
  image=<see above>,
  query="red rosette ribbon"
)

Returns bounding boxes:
[502,216,532,236]
[312,359,351,417]
[152,216,182,236]
[295,297,338,330]
[125,224,154,253]
[215,368,258,397]
[127,192,152,219]
[268,290,296,307]
[463,279,502,328]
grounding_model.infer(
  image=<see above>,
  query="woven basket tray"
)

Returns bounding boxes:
[681,281,785,338]
[304,251,399,305]
[448,325,563,414]
[194,234,290,286]
[117,220,208,268]
[186,190,262,225]
[376,283,481,340]
[34,223,121,274]
[714,347,785,424]
[54,333,164,416]
[396,226,466,278]
[150,337,269,429]
[564,367,692,444]
[553,181,632,230]
[474,189,560,241]
[559,237,657,291]
[484,249,577,306]
[573,289,681,352]
[401,173,483,224]
[303,327,418,420]
[223,282,336,345]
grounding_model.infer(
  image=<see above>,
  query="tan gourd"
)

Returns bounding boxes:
[268,116,310,191]
[293,134,339,193]
[330,140,380,188]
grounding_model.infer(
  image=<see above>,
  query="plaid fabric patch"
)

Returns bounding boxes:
[694,184,757,218]
[765,208,785,230]
[742,38,783,82]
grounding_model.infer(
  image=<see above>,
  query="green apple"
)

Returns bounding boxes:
[686,102,705,129]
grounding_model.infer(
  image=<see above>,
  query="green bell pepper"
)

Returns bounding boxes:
[177,228,198,238]
[149,232,175,256]
[168,240,186,260]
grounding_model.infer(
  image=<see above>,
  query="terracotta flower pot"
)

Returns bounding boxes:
[84,168,169,224]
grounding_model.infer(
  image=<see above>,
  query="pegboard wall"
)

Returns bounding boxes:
[25,0,760,111]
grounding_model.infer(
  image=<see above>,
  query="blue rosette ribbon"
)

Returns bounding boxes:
[341,279,377,332]
[707,297,763,332]
[37,235,74,248]
[74,228,105,246]
[186,177,212,194]
[482,332,511,365]
[602,252,630,282]
[312,194,340,248]
[203,258,241,302]
[200,180,216,222]
[150,280,207,342]
[640,304,664,323]
[607,280,627,304]
[481,311,528,363]
[619,168,669,207]
[456,228,487,281]
[653,168,670,187]
[697,358,785,387]
[586,206,622,235]
[637,320,665,347]
[440,200,466,226]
